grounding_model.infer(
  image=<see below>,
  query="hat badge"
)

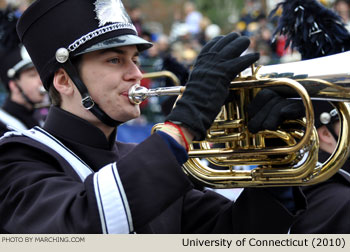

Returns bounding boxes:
[94,0,131,27]
[320,112,331,125]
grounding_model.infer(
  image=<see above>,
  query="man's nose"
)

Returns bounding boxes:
[124,63,143,82]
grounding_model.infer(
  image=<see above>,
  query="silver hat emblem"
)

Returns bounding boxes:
[320,112,331,125]
[94,0,132,27]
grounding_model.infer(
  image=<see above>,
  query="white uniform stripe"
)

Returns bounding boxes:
[0,109,28,131]
[93,174,107,234]
[22,127,93,181]
[111,163,134,232]
[94,163,130,233]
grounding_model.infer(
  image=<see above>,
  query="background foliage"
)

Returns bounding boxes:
[126,0,247,34]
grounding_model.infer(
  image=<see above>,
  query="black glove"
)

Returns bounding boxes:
[165,32,260,140]
[247,89,305,133]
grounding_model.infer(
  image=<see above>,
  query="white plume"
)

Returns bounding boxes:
[94,0,131,27]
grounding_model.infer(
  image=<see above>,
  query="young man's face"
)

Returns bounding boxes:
[80,45,143,123]
[17,67,45,104]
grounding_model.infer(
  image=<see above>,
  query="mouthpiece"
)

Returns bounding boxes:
[128,84,185,105]
[39,86,47,95]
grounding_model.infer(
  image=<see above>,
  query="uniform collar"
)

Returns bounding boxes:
[3,98,34,116]
[2,98,39,128]
[43,106,117,150]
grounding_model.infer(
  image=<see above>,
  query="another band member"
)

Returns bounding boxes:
[0,7,45,135]
[0,0,306,233]
[290,101,350,233]
[256,0,350,233]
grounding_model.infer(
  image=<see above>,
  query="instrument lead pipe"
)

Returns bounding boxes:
[128,85,185,104]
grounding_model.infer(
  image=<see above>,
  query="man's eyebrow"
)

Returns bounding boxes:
[98,48,139,57]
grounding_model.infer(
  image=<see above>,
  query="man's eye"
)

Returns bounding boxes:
[133,60,140,67]
[109,58,120,64]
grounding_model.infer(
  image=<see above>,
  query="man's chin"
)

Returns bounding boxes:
[33,99,45,105]
[116,113,141,123]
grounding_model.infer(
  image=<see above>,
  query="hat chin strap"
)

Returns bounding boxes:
[61,59,122,127]
[14,82,36,108]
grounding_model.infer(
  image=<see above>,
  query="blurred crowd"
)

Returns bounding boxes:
[1,0,350,126]
[126,0,350,125]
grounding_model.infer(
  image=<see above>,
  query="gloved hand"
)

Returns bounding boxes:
[248,89,305,133]
[165,32,259,140]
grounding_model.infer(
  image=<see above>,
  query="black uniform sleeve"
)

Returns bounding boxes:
[181,187,306,234]
[115,134,193,229]
[0,134,192,233]
[0,142,102,233]
[291,176,350,233]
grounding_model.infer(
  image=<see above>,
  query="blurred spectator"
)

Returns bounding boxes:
[256,40,273,65]
[156,34,189,86]
[333,0,350,31]
[169,10,188,43]
[6,0,30,12]
[183,1,202,38]
[205,24,221,41]
[196,15,211,45]
[138,32,191,123]
[157,34,170,57]
[196,16,221,46]
[236,0,264,36]
[129,5,143,35]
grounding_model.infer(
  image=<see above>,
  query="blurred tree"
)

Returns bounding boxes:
[197,0,245,33]
[125,0,246,35]
[0,0,248,37]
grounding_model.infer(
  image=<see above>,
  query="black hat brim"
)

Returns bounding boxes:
[74,34,152,56]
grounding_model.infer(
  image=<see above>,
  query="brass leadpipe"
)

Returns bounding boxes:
[128,70,183,104]
[128,85,185,105]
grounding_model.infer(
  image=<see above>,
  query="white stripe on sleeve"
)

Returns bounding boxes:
[93,162,133,234]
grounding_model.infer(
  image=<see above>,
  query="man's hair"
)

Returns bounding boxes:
[48,84,61,106]
[48,55,82,106]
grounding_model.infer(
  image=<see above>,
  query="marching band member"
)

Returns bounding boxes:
[290,101,350,233]
[254,0,350,233]
[0,7,45,135]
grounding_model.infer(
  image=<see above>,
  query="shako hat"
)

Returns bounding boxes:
[270,0,350,60]
[17,0,152,90]
[0,7,33,89]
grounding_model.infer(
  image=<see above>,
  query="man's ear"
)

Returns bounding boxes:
[317,125,334,144]
[8,80,19,93]
[53,68,74,95]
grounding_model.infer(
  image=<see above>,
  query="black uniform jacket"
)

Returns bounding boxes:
[291,151,350,233]
[0,98,40,136]
[0,106,306,234]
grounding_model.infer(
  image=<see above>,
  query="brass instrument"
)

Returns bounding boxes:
[130,52,350,188]
[143,71,181,86]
